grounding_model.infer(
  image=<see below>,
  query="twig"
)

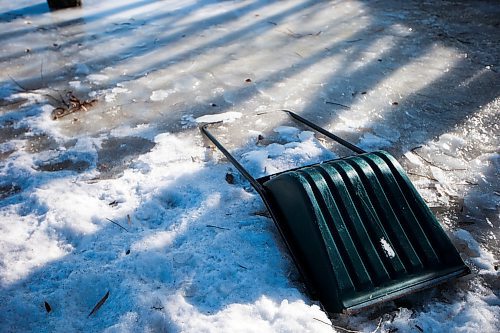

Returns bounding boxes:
[313,317,382,333]
[8,73,68,107]
[410,146,466,171]
[43,93,66,105]
[252,210,271,218]
[8,75,30,91]
[313,318,361,333]
[372,318,383,333]
[151,305,164,311]
[44,301,52,313]
[40,59,44,85]
[325,101,351,109]
[88,291,110,318]
[345,38,363,43]
[106,218,129,232]
[206,224,229,230]
[280,28,321,38]
[237,264,248,270]
[408,171,438,182]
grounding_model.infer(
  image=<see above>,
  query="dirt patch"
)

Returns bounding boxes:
[36,159,90,172]
[97,136,156,179]
[0,183,21,200]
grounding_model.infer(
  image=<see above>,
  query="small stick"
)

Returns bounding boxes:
[408,171,438,182]
[8,74,67,107]
[325,101,351,109]
[313,317,382,333]
[8,75,30,91]
[345,38,363,43]
[40,59,44,85]
[410,146,466,171]
[88,291,110,318]
[372,318,383,333]
[206,224,229,230]
[106,218,129,232]
[252,211,270,218]
[313,318,361,333]
[237,264,248,270]
[44,301,52,313]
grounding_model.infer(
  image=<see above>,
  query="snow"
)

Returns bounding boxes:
[0,0,499,332]
[150,89,175,102]
[380,238,396,259]
[195,111,243,124]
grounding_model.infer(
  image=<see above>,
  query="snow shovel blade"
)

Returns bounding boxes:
[200,111,469,314]
[261,150,469,313]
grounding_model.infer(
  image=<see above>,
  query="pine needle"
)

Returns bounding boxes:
[88,291,110,318]
[106,218,129,232]
[8,75,29,91]
[44,301,52,313]
[313,317,383,333]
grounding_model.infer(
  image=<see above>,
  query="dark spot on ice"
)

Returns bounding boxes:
[126,249,130,255]
[25,133,58,153]
[97,136,155,179]
[377,58,382,62]
[211,103,217,107]
[225,172,234,184]
[37,159,90,172]
[44,301,52,313]
[245,78,252,83]
[0,183,21,199]
[392,101,399,106]
[0,126,29,144]
[162,190,189,209]
[361,91,367,95]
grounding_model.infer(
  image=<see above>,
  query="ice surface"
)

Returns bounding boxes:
[0,0,499,332]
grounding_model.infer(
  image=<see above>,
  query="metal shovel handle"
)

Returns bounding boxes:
[200,110,366,192]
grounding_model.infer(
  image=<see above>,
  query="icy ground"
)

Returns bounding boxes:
[0,0,499,332]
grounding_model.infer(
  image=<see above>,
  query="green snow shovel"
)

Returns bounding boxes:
[201,110,469,314]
